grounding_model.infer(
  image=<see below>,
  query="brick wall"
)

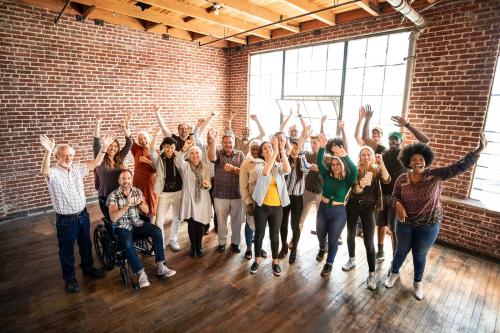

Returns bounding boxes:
[227,0,500,258]
[0,1,229,219]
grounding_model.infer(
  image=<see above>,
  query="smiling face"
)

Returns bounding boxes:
[310,137,320,153]
[410,153,426,174]
[163,143,176,158]
[55,145,75,169]
[330,157,343,178]
[178,123,189,139]
[222,136,234,155]
[371,129,382,143]
[137,133,148,147]
[250,143,260,159]
[359,148,374,168]
[290,142,299,158]
[388,136,401,150]
[118,170,133,190]
[188,147,201,165]
[107,140,119,157]
[289,125,298,139]
[261,142,274,160]
[242,126,250,139]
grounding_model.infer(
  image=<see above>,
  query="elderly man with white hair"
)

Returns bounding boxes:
[40,133,115,293]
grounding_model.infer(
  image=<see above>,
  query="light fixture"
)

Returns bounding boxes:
[213,2,222,16]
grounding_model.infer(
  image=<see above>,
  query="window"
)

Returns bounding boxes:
[248,31,411,153]
[470,58,500,207]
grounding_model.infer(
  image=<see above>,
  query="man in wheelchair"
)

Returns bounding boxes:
[107,169,176,288]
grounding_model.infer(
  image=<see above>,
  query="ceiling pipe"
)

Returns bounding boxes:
[385,0,427,31]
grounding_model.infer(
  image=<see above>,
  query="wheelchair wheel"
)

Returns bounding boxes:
[120,266,128,288]
[93,224,115,270]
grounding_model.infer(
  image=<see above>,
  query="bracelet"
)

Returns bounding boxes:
[405,123,410,128]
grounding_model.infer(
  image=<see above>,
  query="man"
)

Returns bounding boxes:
[107,170,176,289]
[40,134,114,293]
[355,104,385,154]
[362,110,429,260]
[226,110,265,155]
[207,130,245,253]
[280,104,308,142]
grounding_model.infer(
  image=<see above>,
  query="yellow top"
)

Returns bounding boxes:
[262,176,281,206]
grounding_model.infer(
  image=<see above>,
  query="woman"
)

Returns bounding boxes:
[239,139,269,260]
[384,134,486,300]
[176,138,212,257]
[93,114,132,221]
[343,146,390,291]
[279,136,311,264]
[250,137,290,276]
[316,133,357,277]
[150,134,183,251]
[131,129,157,222]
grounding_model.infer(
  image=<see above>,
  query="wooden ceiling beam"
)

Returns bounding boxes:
[138,0,271,39]
[221,0,300,33]
[281,0,336,25]
[356,0,381,16]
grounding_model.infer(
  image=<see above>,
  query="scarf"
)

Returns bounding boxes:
[189,161,204,203]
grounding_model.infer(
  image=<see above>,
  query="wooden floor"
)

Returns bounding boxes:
[0,202,498,333]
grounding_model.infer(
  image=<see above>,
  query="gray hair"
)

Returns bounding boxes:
[53,144,75,158]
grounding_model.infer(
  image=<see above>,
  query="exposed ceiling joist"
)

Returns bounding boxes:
[356,0,381,16]
[282,0,336,25]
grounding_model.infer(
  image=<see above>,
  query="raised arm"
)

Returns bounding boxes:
[297,103,308,140]
[279,107,293,133]
[316,133,329,177]
[148,128,161,167]
[279,138,291,174]
[332,145,358,185]
[93,115,103,159]
[338,120,349,155]
[206,128,218,163]
[40,135,55,177]
[249,114,265,140]
[153,105,172,137]
[391,116,429,144]
[355,106,366,146]
[320,115,327,135]
[361,105,379,150]
[226,110,236,134]
[375,154,391,184]
[262,137,280,176]
[198,111,217,135]
[86,134,115,171]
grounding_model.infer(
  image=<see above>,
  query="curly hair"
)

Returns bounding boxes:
[399,143,435,168]
[325,137,344,153]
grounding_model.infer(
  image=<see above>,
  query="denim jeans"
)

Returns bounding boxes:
[244,222,253,248]
[55,208,94,282]
[116,222,165,274]
[316,202,347,265]
[390,220,441,282]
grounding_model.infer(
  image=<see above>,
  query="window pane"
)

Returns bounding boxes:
[249,76,260,96]
[260,75,271,96]
[346,38,367,68]
[250,55,260,76]
[327,42,345,70]
[484,96,500,132]
[344,68,364,95]
[386,32,410,65]
[284,73,297,95]
[310,71,326,95]
[384,65,406,95]
[271,74,282,97]
[297,71,312,95]
[311,45,328,71]
[303,100,322,118]
[285,49,298,73]
[365,35,388,67]
[298,47,313,72]
[325,70,343,96]
[363,67,385,95]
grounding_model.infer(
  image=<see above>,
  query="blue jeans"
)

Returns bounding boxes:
[390,221,440,282]
[316,202,347,265]
[55,208,94,282]
[116,222,165,274]
[244,222,253,248]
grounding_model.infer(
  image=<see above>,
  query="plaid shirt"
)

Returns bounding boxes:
[213,149,245,199]
[106,187,144,230]
[46,164,88,215]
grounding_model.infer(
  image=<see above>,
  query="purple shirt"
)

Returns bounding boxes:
[212,149,245,199]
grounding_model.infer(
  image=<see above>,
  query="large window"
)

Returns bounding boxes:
[470,58,500,207]
[248,31,411,152]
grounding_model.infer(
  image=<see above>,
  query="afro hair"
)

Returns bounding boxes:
[399,143,435,168]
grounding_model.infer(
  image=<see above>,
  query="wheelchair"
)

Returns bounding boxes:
[93,216,154,289]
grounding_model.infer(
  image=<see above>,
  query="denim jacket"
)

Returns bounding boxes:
[252,161,290,207]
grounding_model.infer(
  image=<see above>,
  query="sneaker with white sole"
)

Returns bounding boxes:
[138,270,150,288]
[342,257,356,271]
[413,281,424,300]
[156,263,177,278]
[169,240,180,251]
[384,270,399,288]
[367,272,377,290]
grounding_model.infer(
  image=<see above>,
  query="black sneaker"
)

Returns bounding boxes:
[289,249,297,264]
[231,244,241,253]
[321,263,332,277]
[189,246,196,258]
[83,267,105,279]
[316,249,326,261]
[261,249,268,258]
[244,250,252,260]
[272,264,282,276]
[217,244,226,253]
[65,279,80,293]
[250,261,259,274]
[196,248,205,257]
[278,247,288,259]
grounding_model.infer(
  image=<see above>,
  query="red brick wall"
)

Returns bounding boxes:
[0,1,228,219]
[227,0,500,258]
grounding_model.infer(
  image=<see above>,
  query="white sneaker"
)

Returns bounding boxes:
[138,270,150,288]
[367,272,377,290]
[414,281,424,300]
[384,271,399,288]
[169,240,180,251]
[157,262,176,278]
[342,257,356,271]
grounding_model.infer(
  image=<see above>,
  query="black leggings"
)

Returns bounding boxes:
[346,199,376,272]
[187,218,205,250]
[254,204,282,259]
[280,195,304,250]
[98,196,110,221]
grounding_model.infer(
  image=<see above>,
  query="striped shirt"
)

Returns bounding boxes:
[285,152,311,196]
[46,164,88,215]
[106,187,145,231]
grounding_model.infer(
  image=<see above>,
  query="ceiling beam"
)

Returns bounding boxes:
[138,0,271,39]
[356,0,381,16]
[221,0,300,33]
[281,0,336,25]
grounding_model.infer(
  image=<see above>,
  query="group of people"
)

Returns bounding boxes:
[40,104,486,300]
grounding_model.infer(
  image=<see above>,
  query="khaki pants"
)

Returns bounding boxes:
[155,191,182,247]
[299,190,322,230]
[214,198,243,246]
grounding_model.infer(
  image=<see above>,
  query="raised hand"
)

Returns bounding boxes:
[96,114,103,127]
[473,131,487,156]
[152,105,161,114]
[40,135,55,153]
[375,153,384,165]
[332,145,347,158]
[278,135,286,151]
[197,118,205,127]
[365,104,374,119]
[296,102,301,116]
[391,115,408,128]
[319,133,327,147]
[338,120,345,131]
[359,105,367,119]
[207,128,218,144]
[270,136,279,151]
[249,114,258,121]
[101,133,116,151]
[321,115,327,125]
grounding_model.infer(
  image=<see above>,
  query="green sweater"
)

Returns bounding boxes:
[317,147,358,203]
